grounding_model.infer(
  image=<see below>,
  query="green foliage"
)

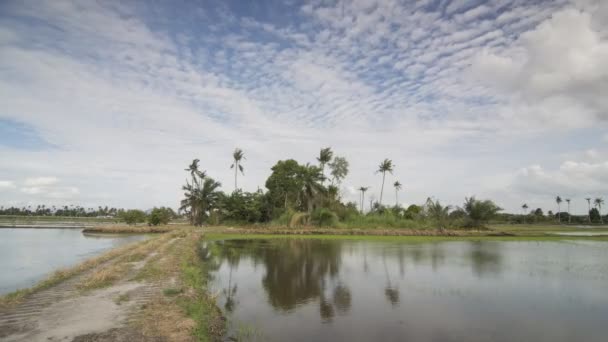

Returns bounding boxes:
[180,162,222,226]
[119,209,147,225]
[328,156,349,185]
[147,207,174,226]
[265,159,325,215]
[403,204,422,219]
[462,197,502,228]
[219,190,270,223]
[590,208,601,222]
[311,208,339,227]
[424,198,450,230]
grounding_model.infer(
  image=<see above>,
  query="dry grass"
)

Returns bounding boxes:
[82,224,183,234]
[77,263,131,290]
[137,299,197,342]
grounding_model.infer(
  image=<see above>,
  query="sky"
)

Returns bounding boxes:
[0,0,607,214]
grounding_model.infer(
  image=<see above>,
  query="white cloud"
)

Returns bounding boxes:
[24,177,59,187]
[0,0,605,213]
[0,181,16,190]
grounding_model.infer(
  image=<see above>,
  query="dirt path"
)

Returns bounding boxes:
[0,239,176,342]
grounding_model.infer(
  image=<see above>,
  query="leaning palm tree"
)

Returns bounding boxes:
[586,198,592,223]
[185,159,205,186]
[394,181,402,206]
[230,148,245,191]
[358,186,369,213]
[317,147,333,182]
[595,198,604,224]
[180,177,222,226]
[565,198,571,223]
[556,196,562,223]
[522,203,528,224]
[376,159,394,205]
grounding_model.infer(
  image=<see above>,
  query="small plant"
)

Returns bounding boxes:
[163,288,183,296]
[311,208,338,227]
[115,293,130,305]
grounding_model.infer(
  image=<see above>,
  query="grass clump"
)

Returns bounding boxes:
[163,288,183,296]
[78,263,130,290]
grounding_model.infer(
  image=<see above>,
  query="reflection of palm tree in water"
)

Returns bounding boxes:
[223,264,238,313]
[382,250,399,307]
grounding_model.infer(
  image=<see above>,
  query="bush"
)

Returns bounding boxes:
[119,209,147,225]
[311,208,339,227]
[147,207,173,226]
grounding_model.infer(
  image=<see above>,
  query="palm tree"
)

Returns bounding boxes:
[230,148,245,191]
[556,196,562,223]
[522,203,528,224]
[376,159,394,205]
[565,198,571,223]
[595,198,604,224]
[317,147,333,182]
[185,159,205,186]
[299,164,325,213]
[586,198,592,223]
[394,181,402,206]
[180,177,222,226]
[425,198,451,231]
[358,187,369,213]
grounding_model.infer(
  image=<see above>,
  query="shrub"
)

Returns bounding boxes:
[310,208,338,227]
[148,207,173,226]
[119,209,147,225]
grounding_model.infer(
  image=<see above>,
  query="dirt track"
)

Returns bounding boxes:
[0,240,174,342]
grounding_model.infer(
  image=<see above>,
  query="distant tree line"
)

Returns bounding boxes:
[0,205,124,217]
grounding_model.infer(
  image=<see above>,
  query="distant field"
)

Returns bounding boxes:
[490,223,608,233]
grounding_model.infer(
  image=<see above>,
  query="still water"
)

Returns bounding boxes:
[206,238,608,342]
[0,228,147,294]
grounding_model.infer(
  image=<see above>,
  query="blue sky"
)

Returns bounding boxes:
[0,0,607,214]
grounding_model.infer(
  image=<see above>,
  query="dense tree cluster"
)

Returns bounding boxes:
[179,147,511,229]
[0,205,124,217]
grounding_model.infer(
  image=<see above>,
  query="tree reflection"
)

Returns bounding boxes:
[468,242,503,277]
[209,239,350,319]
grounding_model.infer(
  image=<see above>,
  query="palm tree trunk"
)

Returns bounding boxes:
[568,203,571,223]
[234,161,238,191]
[395,189,398,207]
[380,172,386,205]
[558,204,561,223]
[588,202,591,223]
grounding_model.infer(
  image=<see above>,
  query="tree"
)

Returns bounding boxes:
[185,159,205,187]
[463,197,502,228]
[120,209,147,225]
[394,181,402,206]
[555,196,562,223]
[328,156,349,185]
[299,164,325,213]
[358,187,369,213]
[231,148,245,191]
[180,162,222,226]
[265,159,305,212]
[589,207,601,223]
[148,207,173,226]
[565,198,571,223]
[522,203,528,224]
[586,198,592,223]
[376,159,394,205]
[425,198,450,230]
[317,147,333,183]
[595,198,604,224]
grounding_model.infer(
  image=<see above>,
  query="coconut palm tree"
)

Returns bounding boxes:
[299,164,325,213]
[522,203,528,224]
[185,159,205,186]
[230,148,245,191]
[180,177,222,226]
[358,186,369,213]
[317,147,333,182]
[425,198,451,231]
[586,198,592,222]
[556,196,562,223]
[565,198,571,223]
[595,198,604,224]
[394,181,402,206]
[376,159,394,205]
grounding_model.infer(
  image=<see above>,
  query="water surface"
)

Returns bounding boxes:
[206,238,608,342]
[0,228,147,294]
